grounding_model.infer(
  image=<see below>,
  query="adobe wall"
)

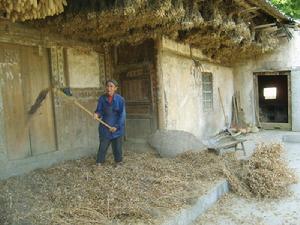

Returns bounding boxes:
[233,30,300,131]
[158,37,234,139]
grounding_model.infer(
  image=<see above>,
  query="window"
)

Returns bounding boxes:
[202,72,213,112]
[263,87,277,100]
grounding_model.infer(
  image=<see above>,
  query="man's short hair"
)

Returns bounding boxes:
[105,79,118,87]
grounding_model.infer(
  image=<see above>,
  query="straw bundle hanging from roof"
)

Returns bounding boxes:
[0,0,67,21]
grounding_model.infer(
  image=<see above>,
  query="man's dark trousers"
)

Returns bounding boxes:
[96,136,122,163]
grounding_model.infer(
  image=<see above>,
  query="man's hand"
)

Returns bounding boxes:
[109,127,117,133]
[93,113,99,120]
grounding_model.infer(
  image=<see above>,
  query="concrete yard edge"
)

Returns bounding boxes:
[162,179,229,225]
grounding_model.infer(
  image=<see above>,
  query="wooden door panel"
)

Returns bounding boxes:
[120,66,155,140]
[126,104,152,116]
[121,79,151,102]
[115,41,157,141]
[0,44,31,160]
[0,44,57,160]
[22,46,57,155]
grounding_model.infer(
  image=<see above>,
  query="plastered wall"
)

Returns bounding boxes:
[233,30,300,130]
[67,48,105,89]
[159,38,234,139]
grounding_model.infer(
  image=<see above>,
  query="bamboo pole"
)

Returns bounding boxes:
[218,88,229,127]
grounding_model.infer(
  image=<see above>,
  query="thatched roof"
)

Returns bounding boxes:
[0,0,297,64]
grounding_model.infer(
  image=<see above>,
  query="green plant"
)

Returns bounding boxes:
[270,0,300,19]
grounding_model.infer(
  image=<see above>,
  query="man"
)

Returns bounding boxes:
[93,79,126,167]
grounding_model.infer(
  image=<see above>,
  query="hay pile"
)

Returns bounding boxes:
[0,150,225,225]
[247,143,297,198]
[224,143,297,199]
[0,143,296,224]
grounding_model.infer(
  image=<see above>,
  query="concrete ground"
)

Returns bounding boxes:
[194,130,300,225]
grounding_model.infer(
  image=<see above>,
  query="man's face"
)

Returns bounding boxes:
[106,82,117,96]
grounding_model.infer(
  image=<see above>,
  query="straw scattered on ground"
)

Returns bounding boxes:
[0,150,226,225]
[0,142,297,225]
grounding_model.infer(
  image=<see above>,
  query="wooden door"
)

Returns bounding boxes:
[120,66,156,140]
[21,46,57,155]
[0,43,56,160]
[113,40,157,141]
[0,44,31,160]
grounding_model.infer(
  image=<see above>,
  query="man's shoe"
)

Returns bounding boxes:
[92,163,103,173]
[114,162,123,168]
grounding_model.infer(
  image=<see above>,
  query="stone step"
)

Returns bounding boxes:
[160,179,229,225]
[282,135,300,143]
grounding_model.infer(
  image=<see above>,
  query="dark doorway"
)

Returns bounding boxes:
[254,71,291,130]
[258,75,288,123]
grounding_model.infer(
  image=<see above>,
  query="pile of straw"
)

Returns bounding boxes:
[224,143,297,199]
[0,143,296,224]
[247,143,297,198]
[0,150,224,225]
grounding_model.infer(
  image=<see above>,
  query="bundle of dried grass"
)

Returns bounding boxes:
[0,0,286,64]
[246,143,297,198]
[36,0,185,45]
[0,0,67,21]
[224,143,297,199]
[25,0,282,65]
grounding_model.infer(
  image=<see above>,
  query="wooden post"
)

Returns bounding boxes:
[155,37,166,129]
[218,88,228,126]
[0,81,7,160]
[232,95,239,127]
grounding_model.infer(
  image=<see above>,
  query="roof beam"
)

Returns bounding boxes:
[254,23,276,29]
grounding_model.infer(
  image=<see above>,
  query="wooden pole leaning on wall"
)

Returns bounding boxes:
[232,94,239,128]
[252,89,262,128]
[218,87,229,127]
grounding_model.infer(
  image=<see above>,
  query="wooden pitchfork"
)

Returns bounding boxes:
[28,87,112,129]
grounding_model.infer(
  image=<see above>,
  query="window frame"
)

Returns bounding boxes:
[202,72,213,112]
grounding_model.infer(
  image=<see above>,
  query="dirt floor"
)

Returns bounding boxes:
[194,131,300,225]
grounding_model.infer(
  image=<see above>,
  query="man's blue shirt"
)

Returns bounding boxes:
[95,94,126,140]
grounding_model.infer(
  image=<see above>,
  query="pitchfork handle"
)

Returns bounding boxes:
[73,101,113,129]
[54,88,113,129]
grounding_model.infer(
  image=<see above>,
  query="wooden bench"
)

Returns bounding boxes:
[207,133,246,156]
